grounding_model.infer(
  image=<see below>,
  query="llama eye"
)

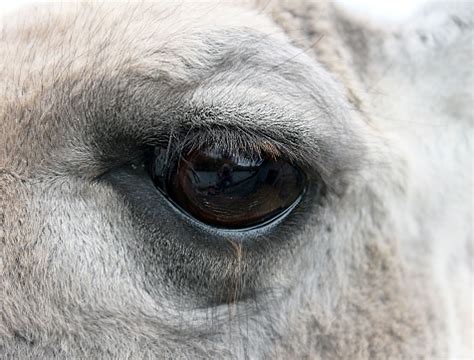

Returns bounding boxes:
[147,147,306,229]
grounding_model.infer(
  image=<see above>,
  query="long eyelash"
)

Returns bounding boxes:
[163,125,285,165]
[144,127,286,192]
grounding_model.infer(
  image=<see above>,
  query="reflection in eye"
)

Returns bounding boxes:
[148,147,306,229]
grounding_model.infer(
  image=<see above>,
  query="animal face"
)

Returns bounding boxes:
[1,1,472,358]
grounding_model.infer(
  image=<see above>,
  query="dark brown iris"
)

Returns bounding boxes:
[149,147,305,229]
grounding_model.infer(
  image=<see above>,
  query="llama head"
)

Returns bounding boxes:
[1,1,472,358]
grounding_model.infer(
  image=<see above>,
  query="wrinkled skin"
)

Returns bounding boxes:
[0,1,472,359]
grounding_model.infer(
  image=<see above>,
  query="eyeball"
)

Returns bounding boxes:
[148,146,306,229]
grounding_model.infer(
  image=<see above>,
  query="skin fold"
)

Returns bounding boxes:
[0,1,472,358]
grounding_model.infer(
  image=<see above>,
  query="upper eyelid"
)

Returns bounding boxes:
[54,68,365,187]
[89,108,350,190]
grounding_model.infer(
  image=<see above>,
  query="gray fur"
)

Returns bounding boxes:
[0,1,472,358]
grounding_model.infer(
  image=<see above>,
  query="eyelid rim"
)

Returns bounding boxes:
[153,173,308,234]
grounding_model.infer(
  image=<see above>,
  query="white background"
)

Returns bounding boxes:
[0,0,429,22]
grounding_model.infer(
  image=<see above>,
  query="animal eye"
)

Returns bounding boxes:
[147,147,306,229]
